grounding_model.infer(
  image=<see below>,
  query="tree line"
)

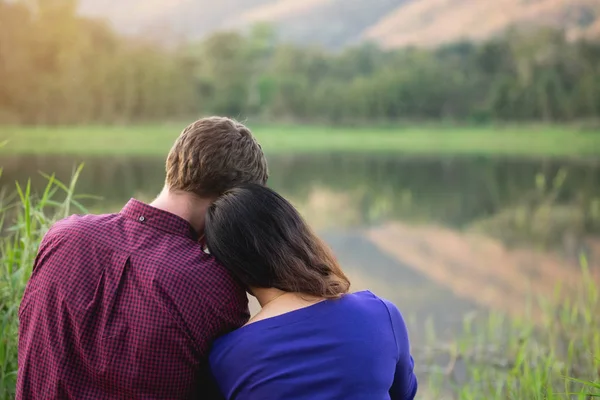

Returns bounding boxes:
[1,0,600,125]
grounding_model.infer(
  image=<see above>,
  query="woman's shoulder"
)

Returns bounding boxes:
[344,291,408,329]
[343,290,400,312]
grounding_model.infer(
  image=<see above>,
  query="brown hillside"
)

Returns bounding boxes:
[226,0,334,26]
[365,0,600,48]
[79,0,600,47]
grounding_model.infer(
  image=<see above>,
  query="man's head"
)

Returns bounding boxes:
[165,117,268,198]
[152,117,268,233]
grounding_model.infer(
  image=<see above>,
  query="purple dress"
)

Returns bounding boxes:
[210,290,418,399]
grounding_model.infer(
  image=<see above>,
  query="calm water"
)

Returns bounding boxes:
[2,153,599,343]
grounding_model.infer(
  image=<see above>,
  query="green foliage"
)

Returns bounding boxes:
[1,1,600,124]
[469,168,600,249]
[0,165,89,399]
[423,256,600,399]
[0,0,198,124]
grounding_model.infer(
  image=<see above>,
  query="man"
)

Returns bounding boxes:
[17,117,269,399]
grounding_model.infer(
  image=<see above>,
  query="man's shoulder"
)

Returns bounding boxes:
[40,213,122,251]
[155,252,242,297]
[152,252,249,352]
[49,212,119,235]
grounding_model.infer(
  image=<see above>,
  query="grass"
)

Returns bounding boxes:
[0,165,91,399]
[1,123,599,156]
[422,256,600,399]
[0,165,599,399]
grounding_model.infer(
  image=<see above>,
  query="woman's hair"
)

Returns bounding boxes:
[205,183,350,299]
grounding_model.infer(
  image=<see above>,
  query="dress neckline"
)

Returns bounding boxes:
[216,290,372,343]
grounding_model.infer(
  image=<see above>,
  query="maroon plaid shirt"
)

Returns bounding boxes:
[17,199,249,399]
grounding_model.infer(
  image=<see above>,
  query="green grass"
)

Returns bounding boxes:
[423,257,600,399]
[0,165,93,399]
[1,124,599,156]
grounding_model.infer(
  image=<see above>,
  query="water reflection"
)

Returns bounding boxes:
[2,153,599,228]
[1,153,599,339]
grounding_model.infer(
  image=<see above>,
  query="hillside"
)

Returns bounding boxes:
[365,0,600,48]
[78,0,600,47]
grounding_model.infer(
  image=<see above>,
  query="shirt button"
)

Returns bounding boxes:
[139,216,146,222]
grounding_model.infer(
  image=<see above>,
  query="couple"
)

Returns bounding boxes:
[17,117,417,400]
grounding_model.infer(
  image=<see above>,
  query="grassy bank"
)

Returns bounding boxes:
[1,171,599,399]
[1,124,599,156]
[0,166,91,398]
[422,257,600,399]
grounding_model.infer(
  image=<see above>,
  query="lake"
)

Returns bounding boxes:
[2,153,599,346]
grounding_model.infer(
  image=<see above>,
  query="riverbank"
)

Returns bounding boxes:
[1,124,599,156]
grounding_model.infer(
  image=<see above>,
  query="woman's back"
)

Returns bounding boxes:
[210,291,417,400]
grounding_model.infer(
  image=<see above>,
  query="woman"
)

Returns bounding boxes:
[205,183,417,400]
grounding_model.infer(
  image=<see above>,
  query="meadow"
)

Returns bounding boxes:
[1,124,599,156]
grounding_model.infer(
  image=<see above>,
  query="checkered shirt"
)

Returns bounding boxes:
[17,199,249,399]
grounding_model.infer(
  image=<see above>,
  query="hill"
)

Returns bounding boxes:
[78,0,600,47]
[365,0,600,48]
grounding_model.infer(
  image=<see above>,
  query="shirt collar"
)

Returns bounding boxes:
[120,198,199,241]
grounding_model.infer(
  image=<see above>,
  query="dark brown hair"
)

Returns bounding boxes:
[205,183,350,299]
[166,117,268,198]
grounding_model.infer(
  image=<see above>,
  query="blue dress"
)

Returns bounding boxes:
[210,291,418,400]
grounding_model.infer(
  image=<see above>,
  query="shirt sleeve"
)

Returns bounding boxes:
[20,219,69,311]
[382,299,418,400]
[192,267,250,356]
[19,226,53,317]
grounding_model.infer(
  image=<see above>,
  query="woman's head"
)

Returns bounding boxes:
[205,183,350,299]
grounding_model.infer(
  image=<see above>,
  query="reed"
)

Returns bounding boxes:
[422,256,600,399]
[0,165,89,399]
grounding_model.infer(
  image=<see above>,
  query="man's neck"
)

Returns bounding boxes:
[150,188,212,234]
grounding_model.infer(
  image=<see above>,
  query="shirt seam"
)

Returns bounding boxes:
[378,297,400,359]
[151,275,204,358]
[380,298,417,399]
